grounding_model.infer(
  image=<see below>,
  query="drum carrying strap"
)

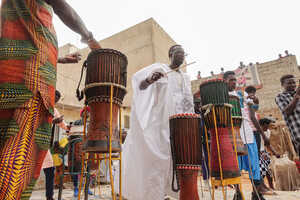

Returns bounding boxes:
[170,133,180,192]
[76,61,88,101]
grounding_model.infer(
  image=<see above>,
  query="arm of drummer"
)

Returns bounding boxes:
[139,72,165,90]
[58,52,82,64]
[248,105,270,146]
[53,108,70,131]
[46,0,101,50]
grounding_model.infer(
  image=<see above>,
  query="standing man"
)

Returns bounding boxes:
[275,74,300,157]
[223,71,267,200]
[117,45,196,200]
[0,0,100,199]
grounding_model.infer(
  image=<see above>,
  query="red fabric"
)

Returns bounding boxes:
[80,106,91,117]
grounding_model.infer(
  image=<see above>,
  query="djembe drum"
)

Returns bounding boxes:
[229,95,247,156]
[68,135,99,172]
[199,79,240,179]
[170,113,202,200]
[83,49,127,152]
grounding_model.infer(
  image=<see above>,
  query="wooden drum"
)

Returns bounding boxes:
[169,113,202,170]
[84,49,128,153]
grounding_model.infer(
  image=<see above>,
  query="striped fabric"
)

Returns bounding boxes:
[0,0,58,199]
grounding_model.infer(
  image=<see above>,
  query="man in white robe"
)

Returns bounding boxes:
[116,45,195,200]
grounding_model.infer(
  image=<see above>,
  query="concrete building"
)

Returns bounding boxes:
[56,18,177,130]
[191,54,300,122]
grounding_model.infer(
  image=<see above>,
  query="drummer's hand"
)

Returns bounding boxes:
[147,72,164,83]
[63,53,82,63]
[87,38,101,50]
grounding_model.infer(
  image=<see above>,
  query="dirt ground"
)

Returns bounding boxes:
[31,173,300,200]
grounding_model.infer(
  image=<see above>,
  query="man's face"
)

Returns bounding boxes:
[170,47,185,69]
[225,74,237,91]
[55,94,60,103]
[283,78,297,92]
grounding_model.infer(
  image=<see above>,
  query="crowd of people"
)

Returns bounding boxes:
[0,1,300,200]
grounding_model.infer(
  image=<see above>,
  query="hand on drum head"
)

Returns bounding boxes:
[64,52,82,63]
[87,38,101,50]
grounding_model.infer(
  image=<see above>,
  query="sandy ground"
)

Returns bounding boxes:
[31,174,300,200]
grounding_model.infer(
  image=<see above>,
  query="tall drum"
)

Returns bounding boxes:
[170,113,202,170]
[169,113,202,200]
[84,49,128,153]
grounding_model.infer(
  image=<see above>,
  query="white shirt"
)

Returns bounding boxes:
[229,90,254,144]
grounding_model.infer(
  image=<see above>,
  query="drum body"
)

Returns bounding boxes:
[229,95,247,156]
[84,49,127,152]
[201,104,232,129]
[169,114,202,170]
[210,127,241,179]
[68,135,99,171]
[199,79,229,106]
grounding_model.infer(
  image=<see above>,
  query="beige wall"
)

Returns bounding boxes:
[56,18,176,124]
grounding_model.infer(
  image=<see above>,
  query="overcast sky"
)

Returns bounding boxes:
[53,0,300,79]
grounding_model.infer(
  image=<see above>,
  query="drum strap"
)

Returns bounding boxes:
[170,133,180,192]
[76,61,87,101]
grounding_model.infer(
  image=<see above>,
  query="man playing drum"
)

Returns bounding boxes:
[117,45,197,200]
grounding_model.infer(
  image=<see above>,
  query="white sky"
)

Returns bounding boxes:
[53,0,300,79]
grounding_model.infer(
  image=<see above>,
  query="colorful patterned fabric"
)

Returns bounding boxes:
[0,0,58,114]
[0,0,58,199]
[0,95,50,199]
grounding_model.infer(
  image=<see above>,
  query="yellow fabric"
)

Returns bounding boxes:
[59,137,68,148]
[52,154,62,167]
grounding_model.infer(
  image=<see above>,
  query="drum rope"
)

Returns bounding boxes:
[76,61,87,101]
[84,82,127,92]
[201,125,212,198]
[170,122,180,192]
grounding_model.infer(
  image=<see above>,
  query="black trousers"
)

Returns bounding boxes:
[44,167,55,198]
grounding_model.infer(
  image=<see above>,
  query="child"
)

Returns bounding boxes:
[259,118,280,193]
